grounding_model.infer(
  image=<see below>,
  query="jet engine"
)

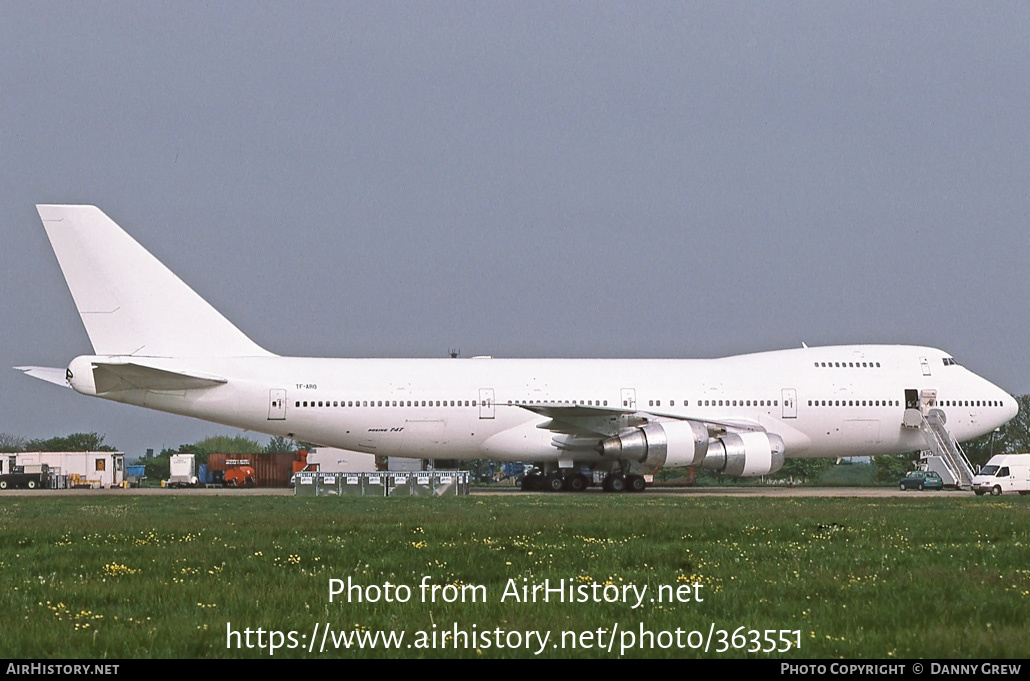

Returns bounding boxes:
[598,420,710,469]
[700,432,785,477]
[599,423,785,477]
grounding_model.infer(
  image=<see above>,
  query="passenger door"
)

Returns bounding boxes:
[268,389,287,420]
[479,388,495,419]
[621,388,637,410]
[781,388,797,419]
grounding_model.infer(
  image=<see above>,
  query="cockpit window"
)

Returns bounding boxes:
[942,357,958,366]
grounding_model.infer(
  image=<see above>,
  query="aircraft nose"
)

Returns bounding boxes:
[1004,392,1019,422]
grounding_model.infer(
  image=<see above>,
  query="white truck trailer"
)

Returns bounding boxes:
[306,447,377,473]
[168,454,199,487]
[971,454,1030,496]
[289,447,377,487]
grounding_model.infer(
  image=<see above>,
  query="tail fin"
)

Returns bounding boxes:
[36,205,273,358]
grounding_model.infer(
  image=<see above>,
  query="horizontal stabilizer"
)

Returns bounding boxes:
[15,366,70,388]
[90,362,228,393]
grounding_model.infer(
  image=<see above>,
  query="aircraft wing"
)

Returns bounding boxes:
[518,403,766,451]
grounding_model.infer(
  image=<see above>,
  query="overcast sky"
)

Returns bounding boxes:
[2,2,1028,457]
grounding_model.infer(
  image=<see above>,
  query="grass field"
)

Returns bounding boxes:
[0,493,1026,659]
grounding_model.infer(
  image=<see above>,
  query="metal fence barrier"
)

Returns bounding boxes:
[295,471,470,497]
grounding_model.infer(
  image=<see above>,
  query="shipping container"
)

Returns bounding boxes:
[206,452,295,487]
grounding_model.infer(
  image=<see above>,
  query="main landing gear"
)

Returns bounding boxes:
[521,471,591,492]
[600,473,647,493]
[519,467,647,493]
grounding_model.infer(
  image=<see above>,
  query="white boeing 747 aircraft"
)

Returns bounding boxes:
[18,206,1017,492]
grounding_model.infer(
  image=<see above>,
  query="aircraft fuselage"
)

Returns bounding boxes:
[67,344,1016,464]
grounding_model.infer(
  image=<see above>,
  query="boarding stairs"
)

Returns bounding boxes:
[917,409,975,489]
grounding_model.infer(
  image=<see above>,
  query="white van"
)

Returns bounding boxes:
[972,454,1030,496]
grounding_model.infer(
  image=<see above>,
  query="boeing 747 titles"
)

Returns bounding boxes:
[18,205,1017,492]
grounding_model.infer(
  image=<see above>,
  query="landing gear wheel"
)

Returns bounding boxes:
[545,472,564,492]
[604,474,626,493]
[627,475,647,493]
[991,485,1002,496]
[564,475,586,492]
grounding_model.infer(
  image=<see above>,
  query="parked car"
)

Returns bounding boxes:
[899,470,944,491]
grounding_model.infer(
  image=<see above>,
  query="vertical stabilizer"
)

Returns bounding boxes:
[36,205,273,358]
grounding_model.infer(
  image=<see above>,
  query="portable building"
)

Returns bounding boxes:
[11,452,125,488]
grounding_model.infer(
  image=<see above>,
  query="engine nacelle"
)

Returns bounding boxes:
[599,420,710,469]
[701,432,785,477]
